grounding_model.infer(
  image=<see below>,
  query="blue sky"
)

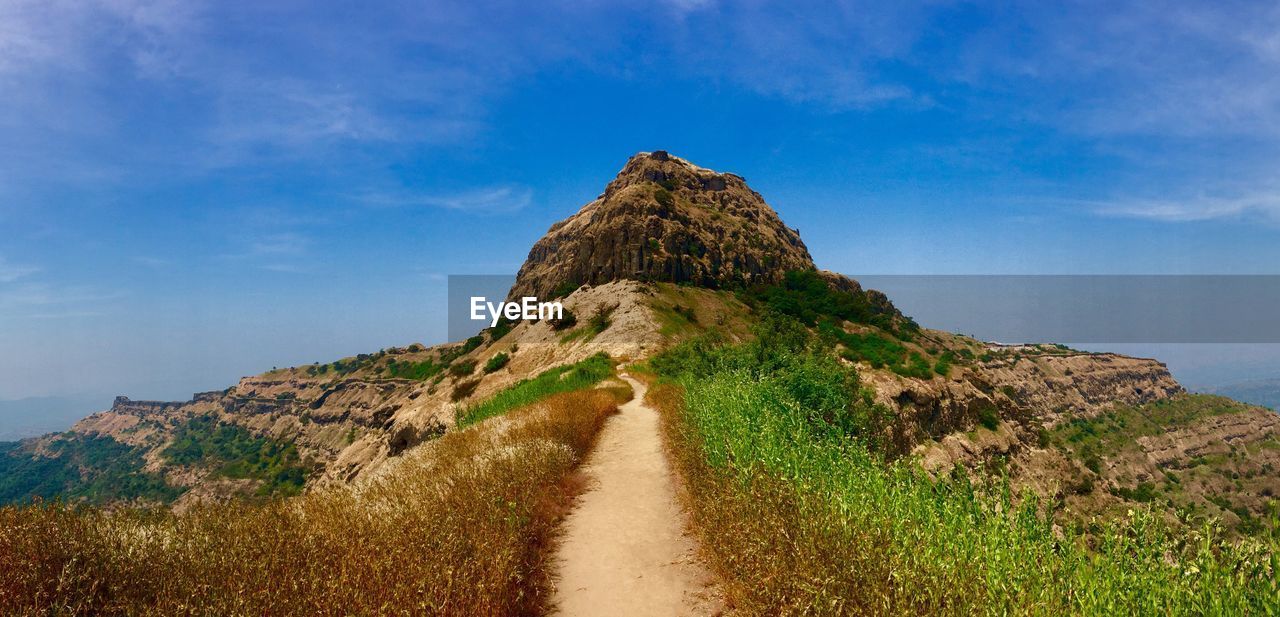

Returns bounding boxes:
[2,1,1279,404]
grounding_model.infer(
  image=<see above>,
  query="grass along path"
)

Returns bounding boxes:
[550,374,723,616]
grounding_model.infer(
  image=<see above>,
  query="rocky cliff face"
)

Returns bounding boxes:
[510,151,816,299]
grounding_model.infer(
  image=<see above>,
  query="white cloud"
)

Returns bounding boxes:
[667,1,931,110]
[358,186,533,214]
[247,232,308,256]
[0,256,38,283]
[0,281,123,318]
[131,256,170,268]
[958,2,1280,138]
[1090,191,1280,224]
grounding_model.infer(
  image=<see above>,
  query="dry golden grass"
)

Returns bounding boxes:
[0,388,625,616]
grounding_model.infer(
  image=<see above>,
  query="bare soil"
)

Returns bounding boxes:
[550,374,722,616]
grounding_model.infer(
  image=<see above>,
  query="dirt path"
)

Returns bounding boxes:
[550,374,721,616]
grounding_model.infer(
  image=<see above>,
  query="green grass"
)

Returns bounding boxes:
[456,353,615,428]
[655,304,696,337]
[651,321,1279,615]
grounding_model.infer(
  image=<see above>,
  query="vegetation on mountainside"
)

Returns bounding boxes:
[743,270,971,380]
[162,416,308,497]
[0,387,625,615]
[456,353,615,427]
[484,352,511,373]
[1049,394,1280,536]
[649,316,1279,615]
[384,358,445,380]
[1053,395,1250,457]
[301,334,505,381]
[0,436,178,506]
[740,270,913,334]
[558,303,617,345]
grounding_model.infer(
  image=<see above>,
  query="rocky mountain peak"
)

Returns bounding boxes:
[510,151,817,299]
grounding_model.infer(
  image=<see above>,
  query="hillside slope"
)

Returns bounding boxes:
[1,151,1274,535]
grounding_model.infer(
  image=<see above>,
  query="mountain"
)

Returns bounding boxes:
[511,151,815,299]
[1210,378,1280,410]
[2,151,1275,535]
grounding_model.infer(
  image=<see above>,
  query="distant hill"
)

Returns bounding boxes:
[1210,378,1280,411]
[0,396,105,441]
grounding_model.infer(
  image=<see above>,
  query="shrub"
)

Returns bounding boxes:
[833,329,906,369]
[654,187,674,208]
[742,270,907,334]
[549,308,577,331]
[588,303,616,335]
[672,304,698,324]
[976,404,1000,431]
[1083,452,1102,474]
[933,351,954,376]
[451,378,481,402]
[385,359,444,380]
[439,336,484,366]
[449,359,477,377]
[484,352,510,374]
[488,320,513,342]
[550,279,581,299]
[892,352,934,380]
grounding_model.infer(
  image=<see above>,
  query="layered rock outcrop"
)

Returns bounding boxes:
[510,151,816,299]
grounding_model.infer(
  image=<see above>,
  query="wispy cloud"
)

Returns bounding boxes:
[131,255,170,268]
[259,263,308,274]
[1088,191,1280,224]
[0,256,39,283]
[0,281,123,318]
[246,232,309,256]
[357,186,533,214]
[667,2,930,110]
[949,2,1280,139]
